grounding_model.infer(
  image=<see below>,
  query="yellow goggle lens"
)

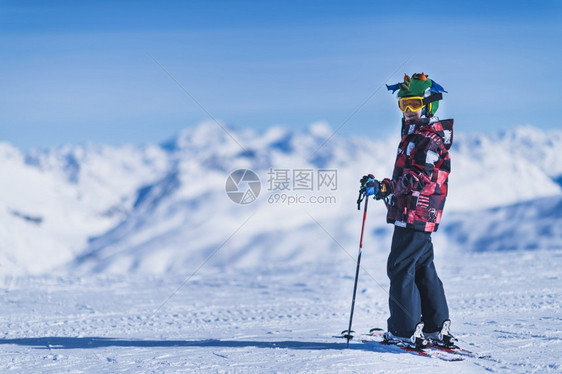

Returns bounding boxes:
[398,97,424,112]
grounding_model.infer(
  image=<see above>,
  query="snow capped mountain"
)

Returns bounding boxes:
[1,123,561,275]
[449,130,561,211]
[0,142,169,274]
[496,125,562,179]
[443,195,562,252]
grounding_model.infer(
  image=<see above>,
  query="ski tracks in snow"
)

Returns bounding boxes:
[0,250,561,372]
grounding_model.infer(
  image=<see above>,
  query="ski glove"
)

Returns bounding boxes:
[374,178,392,200]
[360,174,380,196]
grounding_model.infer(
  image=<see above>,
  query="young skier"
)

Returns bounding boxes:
[361,73,456,348]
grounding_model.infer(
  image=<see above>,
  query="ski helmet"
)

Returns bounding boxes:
[386,73,447,117]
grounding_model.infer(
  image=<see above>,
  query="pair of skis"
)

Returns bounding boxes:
[356,328,491,362]
[339,328,490,362]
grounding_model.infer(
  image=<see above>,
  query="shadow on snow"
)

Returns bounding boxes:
[0,337,397,353]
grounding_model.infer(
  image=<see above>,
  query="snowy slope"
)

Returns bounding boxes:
[0,248,560,373]
[1,122,561,275]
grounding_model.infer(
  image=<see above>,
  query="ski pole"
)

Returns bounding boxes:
[343,190,369,347]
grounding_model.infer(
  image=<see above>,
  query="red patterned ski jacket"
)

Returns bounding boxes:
[383,118,454,232]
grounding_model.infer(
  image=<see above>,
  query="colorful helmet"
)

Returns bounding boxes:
[386,73,447,117]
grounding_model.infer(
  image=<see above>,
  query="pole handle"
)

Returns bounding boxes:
[356,190,365,210]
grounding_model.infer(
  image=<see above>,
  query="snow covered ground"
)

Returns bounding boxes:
[1,248,560,373]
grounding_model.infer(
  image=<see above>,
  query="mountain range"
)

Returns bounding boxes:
[1,122,561,275]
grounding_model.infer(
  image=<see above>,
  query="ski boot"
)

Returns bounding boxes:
[383,322,428,349]
[425,319,458,348]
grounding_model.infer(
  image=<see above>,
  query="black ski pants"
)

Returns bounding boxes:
[387,226,449,337]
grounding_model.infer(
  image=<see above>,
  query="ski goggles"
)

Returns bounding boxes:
[398,96,425,112]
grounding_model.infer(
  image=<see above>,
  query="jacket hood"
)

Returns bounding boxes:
[401,118,454,150]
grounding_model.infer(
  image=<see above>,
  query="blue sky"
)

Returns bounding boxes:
[1,0,561,149]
